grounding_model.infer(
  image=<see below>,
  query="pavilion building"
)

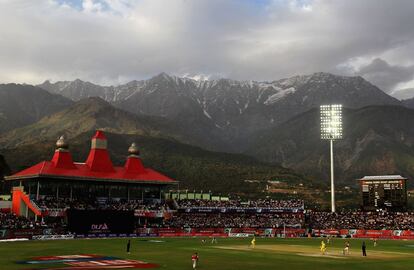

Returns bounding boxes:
[5,131,177,219]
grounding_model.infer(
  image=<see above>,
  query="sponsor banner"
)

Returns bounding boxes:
[1,228,68,240]
[138,233,159,237]
[178,208,304,214]
[42,209,67,217]
[400,230,414,236]
[32,235,75,240]
[274,228,305,234]
[352,230,393,238]
[134,210,164,218]
[340,229,349,236]
[134,210,174,219]
[11,229,43,239]
[74,233,141,239]
[228,233,254,237]
[313,229,340,236]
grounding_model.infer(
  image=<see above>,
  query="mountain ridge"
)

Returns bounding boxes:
[38,72,402,152]
[0,97,228,151]
[0,84,74,134]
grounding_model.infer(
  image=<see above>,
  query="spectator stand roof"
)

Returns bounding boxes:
[358,175,407,181]
[5,131,177,185]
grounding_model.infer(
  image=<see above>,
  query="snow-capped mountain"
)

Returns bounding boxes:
[38,72,401,151]
[39,79,145,102]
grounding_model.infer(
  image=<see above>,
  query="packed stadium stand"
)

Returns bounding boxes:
[308,211,414,230]
[2,196,414,240]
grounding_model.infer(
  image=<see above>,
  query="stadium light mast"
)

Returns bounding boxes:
[320,104,343,213]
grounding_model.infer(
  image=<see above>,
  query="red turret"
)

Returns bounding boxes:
[92,130,107,140]
[124,143,146,174]
[85,130,115,172]
[51,136,76,169]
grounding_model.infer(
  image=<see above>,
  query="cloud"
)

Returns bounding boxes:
[356,58,414,92]
[1,0,414,88]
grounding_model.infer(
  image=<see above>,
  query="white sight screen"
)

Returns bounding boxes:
[320,104,343,140]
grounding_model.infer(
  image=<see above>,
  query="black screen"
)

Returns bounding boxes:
[67,210,134,234]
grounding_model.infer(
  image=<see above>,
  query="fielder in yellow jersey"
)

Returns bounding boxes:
[320,240,326,255]
[250,237,256,248]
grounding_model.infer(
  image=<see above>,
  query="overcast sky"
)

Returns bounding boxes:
[1,0,414,93]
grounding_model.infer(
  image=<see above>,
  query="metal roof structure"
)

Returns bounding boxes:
[358,175,407,181]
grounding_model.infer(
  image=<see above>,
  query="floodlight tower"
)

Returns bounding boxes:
[320,104,343,213]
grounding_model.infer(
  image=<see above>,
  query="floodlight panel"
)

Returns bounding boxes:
[320,104,343,140]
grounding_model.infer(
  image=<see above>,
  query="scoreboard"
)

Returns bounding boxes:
[359,175,407,211]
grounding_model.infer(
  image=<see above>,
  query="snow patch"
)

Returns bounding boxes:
[264,87,296,105]
[203,109,212,119]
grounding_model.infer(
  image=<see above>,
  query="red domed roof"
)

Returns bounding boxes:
[5,131,176,185]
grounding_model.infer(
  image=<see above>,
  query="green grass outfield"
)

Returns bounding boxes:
[1,237,414,269]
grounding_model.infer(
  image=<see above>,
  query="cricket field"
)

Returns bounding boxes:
[1,237,414,269]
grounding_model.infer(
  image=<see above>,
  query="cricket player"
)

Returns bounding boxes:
[373,239,377,247]
[320,240,326,255]
[343,241,350,255]
[250,237,256,248]
[191,252,199,270]
[126,239,131,254]
[362,241,367,257]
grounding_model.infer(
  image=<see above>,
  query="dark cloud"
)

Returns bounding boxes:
[357,58,414,92]
[0,0,414,91]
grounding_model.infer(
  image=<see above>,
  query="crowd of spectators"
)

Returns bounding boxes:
[177,199,304,209]
[308,211,414,230]
[165,213,304,228]
[4,197,414,231]
[34,197,303,212]
[35,197,169,211]
[0,212,39,229]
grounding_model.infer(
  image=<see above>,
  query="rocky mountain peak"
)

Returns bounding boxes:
[36,72,401,152]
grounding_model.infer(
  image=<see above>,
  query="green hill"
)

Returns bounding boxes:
[0,97,228,150]
[0,84,73,134]
[0,97,182,148]
[1,131,317,197]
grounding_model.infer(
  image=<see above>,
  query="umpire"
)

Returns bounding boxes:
[127,239,131,254]
[362,241,367,256]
